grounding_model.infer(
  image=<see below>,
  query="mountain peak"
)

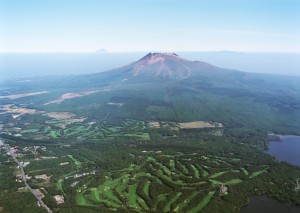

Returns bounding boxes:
[139,52,182,63]
[147,52,179,57]
[107,52,225,81]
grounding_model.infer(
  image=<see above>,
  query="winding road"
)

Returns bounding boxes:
[294,178,300,192]
[3,142,52,213]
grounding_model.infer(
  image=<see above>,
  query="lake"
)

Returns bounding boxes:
[241,195,300,213]
[265,135,300,166]
[241,135,300,212]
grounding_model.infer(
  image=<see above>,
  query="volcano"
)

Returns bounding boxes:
[106,52,234,81]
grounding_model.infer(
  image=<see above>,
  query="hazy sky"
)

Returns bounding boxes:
[0,0,299,52]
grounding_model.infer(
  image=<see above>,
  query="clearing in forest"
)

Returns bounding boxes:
[44,88,110,105]
[0,91,48,100]
[178,121,223,129]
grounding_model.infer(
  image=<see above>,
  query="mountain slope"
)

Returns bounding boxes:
[102,52,240,81]
[1,52,299,135]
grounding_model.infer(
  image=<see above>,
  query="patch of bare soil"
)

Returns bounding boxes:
[107,102,124,107]
[35,174,51,185]
[45,112,86,128]
[46,112,76,119]
[53,195,65,205]
[0,91,48,100]
[0,104,37,117]
[44,88,110,105]
[55,118,86,129]
[178,121,223,129]
[148,121,160,128]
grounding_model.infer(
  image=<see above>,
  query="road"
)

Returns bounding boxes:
[3,142,52,213]
[294,178,300,192]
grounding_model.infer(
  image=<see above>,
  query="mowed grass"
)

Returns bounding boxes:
[241,168,249,175]
[156,169,184,185]
[210,171,228,179]
[210,170,240,179]
[124,132,150,140]
[128,184,139,209]
[250,168,268,178]
[90,188,120,208]
[68,155,81,167]
[41,119,150,141]
[143,180,151,197]
[169,159,175,170]
[174,191,199,212]
[137,196,149,210]
[177,161,189,174]
[203,169,209,177]
[100,178,123,204]
[76,153,266,211]
[57,178,66,195]
[154,194,167,209]
[210,179,242,185]
[187,191,216,213]
[21,129,39,133]
[90,188,121,208]
[49,130,61,138]
[90,188,100,202]
[164,192,182,212]
[147,157,172,176]
[76,192,92,206]
[191,165,200,178]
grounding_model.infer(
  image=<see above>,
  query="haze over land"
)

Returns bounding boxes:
[1,0,299,78]
[1,52,299,78]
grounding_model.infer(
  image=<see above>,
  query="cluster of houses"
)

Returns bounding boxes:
[35,174,51,182]
[65,171,96,180]
[7,146,20,155]
[16,173,31,182]
[219,185,228,195]
[23,145,47,153]
[53,195,65,205]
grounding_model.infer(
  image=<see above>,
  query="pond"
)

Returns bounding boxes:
[241,195,300,213]
[265,135,300,166]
